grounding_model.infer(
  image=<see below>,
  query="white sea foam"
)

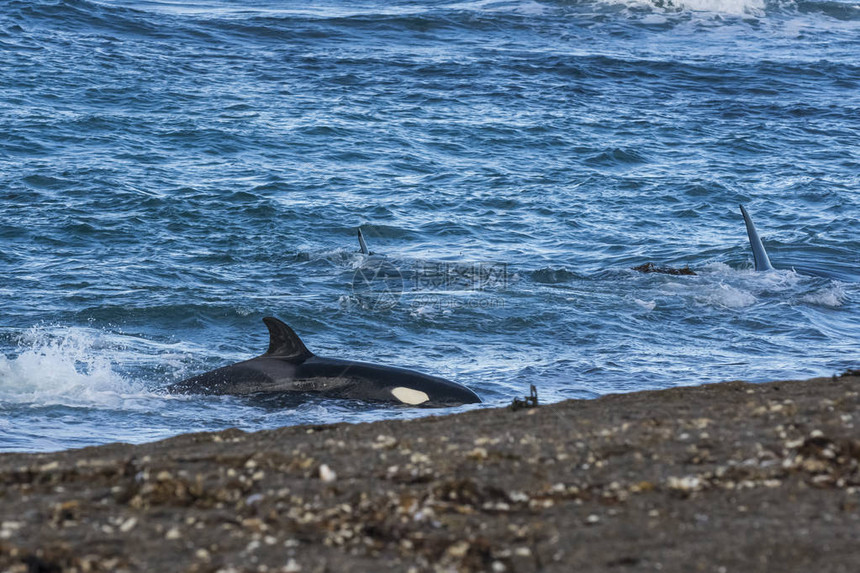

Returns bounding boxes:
[699,282,757,308]
[672,0,765,15]
[700,262,734,274]
[448,0,547,14]
[0,326,153,409]
[701,263,802,290]
[799,284,846,308]
[606,0,766,16]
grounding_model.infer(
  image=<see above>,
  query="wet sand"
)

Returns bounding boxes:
[2,373,859,572]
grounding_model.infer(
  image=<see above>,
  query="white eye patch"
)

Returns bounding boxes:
[391,387,429,405]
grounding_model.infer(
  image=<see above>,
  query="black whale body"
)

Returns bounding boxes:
[169,317,481,407]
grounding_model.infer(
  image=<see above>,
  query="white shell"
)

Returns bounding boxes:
[319,464,337,483]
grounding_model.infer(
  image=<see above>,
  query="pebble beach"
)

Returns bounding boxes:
[2,372,859,572]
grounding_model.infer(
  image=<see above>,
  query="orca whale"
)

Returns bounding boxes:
[357,228,371,255]
[634,204,777,275]
[169,317,481,407]
[739,204,774,271]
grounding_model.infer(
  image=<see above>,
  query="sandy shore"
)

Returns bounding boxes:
[2,373,859,573]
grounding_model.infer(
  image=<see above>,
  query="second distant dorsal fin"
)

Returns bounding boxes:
[357,228,370,255]
[262,317,313,362]
[739,204,773,271]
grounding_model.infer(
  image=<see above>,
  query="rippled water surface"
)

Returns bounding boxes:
[1,0,858,451]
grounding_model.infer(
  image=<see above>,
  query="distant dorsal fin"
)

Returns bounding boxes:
[262,317,313,361]
[739,204,773,271]
[357,228,370,255]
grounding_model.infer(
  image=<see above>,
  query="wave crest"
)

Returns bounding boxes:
[0,326,149,408]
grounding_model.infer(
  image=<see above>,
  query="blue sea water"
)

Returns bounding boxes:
[1,0,858,452]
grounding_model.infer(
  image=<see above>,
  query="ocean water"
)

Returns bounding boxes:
[1,0,858,452]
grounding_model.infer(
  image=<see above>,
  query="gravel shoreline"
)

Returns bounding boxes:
[2,374,859,572]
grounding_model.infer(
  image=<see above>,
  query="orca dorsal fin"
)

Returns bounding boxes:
[262,317,313,361]
[357,228,370,255]
[739,204,773,271]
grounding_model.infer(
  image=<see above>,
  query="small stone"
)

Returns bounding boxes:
[165,527,181,540]
[667,476,702,492]
[372,435,397,449]
[467,447,488,460]
[514,547,532,557]
[319,464,337,483]
[447,541,470,558]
